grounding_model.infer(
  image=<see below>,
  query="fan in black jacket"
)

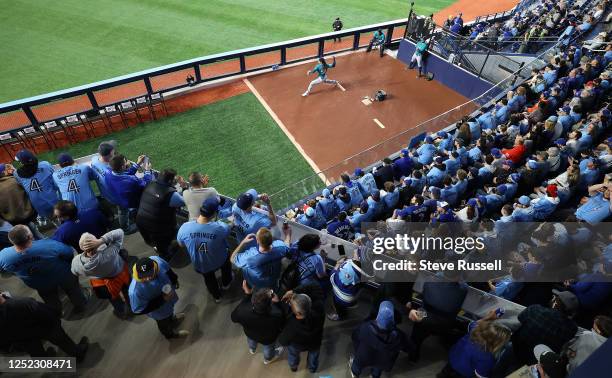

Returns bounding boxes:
[231,281,285,363]
[0,293,89,361]
[350,301,413,378]
[278,283,325,373]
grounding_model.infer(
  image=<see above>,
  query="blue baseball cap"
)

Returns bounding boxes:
[491,148,502,158]
[200,197,220,217]
[57,153,74,166]
[237,192,255,210]
[527,160,538,169]
[246,188,258,200]
[425,136,434,143]
[360,201,369,212]
[371,191,380,201]
[339,262,358,286]
[322,188,331,198]
[430,186,441,196]
[467,198,478,207]
[437,201,449,209]
[15,149,36,164]
[354,168,364,176]
[376,301,395,330]
[437,131,448,138]
[555,138,567,146]
[496,184,507,194]
[509,173,521,183]
[305,207,315,217]
[518,195,530,205]
[547,115,558,123]
[400,148,408,155]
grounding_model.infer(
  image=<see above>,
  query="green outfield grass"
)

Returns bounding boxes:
[36,93,316,200]
[1,0,453,103]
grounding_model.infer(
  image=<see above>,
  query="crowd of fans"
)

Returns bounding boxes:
[442,0,610,53]
[0,4,611,378]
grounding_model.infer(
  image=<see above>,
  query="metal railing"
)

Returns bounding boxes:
[0,18,409,136]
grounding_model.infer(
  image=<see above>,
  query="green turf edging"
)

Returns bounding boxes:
[37,93,316,200]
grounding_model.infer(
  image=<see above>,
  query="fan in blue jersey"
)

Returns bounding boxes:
[326,211,355,241]
[177,197,233,302]
[13,149,59,219]
[231,227,291,291]
[232,189,277,248]
[302,57,341,97]
[52,153,99,214]
[90,140,119,204]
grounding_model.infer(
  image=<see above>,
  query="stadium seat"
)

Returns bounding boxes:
[16,125,52,152]
[149,92,168,119]
[40,120,72,148]
[99,104,126,131]
[119,100,141,125]
[60,114,95,143]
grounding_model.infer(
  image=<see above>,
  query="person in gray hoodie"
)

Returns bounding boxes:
[71,229,131,317]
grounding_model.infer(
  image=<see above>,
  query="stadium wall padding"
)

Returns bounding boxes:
[397,39,494,100]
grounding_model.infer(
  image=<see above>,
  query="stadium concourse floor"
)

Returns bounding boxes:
[247,51,477,180]
[1,232,449,378]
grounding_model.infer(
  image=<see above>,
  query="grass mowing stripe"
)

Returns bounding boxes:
[1,0,454,102]
[36,93,316,199]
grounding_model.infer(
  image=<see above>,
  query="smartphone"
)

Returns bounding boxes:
[338,244,346,256]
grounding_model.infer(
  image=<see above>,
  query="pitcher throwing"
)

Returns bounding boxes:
[302,57,341,97]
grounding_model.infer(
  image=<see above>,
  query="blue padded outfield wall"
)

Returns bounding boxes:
[397,39,494,100]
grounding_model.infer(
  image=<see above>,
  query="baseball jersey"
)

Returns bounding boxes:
[53,164,98,213]
[128,256,177,320]
[231,204,272,247]
[0,239,74,290]
[177,220,231,274]
[311,60,336,79]
[13,161,59,218]
[357,173,377,196]
[415,41,428,55]
[374,31,386,43]
[233,240,289,289]
[90,155,118,204]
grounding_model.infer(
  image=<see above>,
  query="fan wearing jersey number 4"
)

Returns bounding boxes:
[177,197,233,303]
[12,149,60,219]
[52,153,99,215]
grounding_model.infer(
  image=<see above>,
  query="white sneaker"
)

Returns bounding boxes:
[249,347,256,355]
[302,91,309,97]
[174,312,185,322]
[214,297,222,304]
[263,346,284,364]
[176,330,190,337]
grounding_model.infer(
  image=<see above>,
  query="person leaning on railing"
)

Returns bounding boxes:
[135,168,187,262]
[105,153,153,234]
[182,171,219,221]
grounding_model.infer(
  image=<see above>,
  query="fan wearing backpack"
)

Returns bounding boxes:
[281,234,328,291]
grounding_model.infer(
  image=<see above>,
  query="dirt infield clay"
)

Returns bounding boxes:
[248,52,477,179]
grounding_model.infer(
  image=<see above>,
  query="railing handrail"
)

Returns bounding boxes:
[0,18,409,112]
